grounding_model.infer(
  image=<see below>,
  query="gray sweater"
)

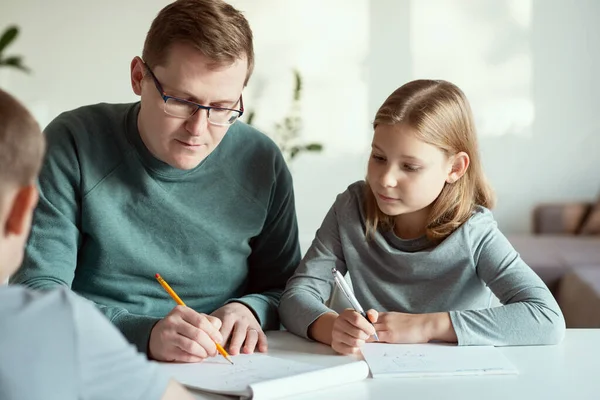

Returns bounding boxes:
[280,181,565,346]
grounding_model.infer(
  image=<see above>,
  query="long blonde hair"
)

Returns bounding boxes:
[365,79,495,241]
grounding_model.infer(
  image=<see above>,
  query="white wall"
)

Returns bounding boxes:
[1,1,599,254]
[228,0,371,251]
[369,0,600,236]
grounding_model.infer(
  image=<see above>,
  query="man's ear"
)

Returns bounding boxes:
[446,152,470,184]
[130,56,146,96]
[6,185,39,236]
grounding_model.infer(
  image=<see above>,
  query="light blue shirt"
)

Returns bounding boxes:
[0,286,169,400]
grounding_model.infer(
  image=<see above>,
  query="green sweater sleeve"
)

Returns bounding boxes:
[10,114,158,353]
[11,117,82,290]
[229,155,301,330]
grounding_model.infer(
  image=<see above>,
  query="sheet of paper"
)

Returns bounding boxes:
[160,353,370,399]
[361,342,518,378]
[160,353,318,396]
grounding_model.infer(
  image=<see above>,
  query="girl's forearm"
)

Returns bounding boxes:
[308,312,338,345]
[426,312,458,343]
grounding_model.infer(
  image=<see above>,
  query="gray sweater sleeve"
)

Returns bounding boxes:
[449,223,566,346]
[279,182,565,346]
[279,200,344,338]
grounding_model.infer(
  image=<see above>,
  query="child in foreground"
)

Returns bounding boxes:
[279,79,565,355]
[0,88,194,400]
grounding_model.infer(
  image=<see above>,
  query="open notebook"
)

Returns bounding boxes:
[361,342,518,378]
[160,353,370,400]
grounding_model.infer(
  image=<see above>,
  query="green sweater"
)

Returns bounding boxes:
[12,102,301,353]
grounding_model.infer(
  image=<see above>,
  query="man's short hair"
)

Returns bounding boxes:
[142,0,255,85]
[0,89,45,193]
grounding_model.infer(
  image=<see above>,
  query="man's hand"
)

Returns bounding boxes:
[149,305,223,362]
[210,302,267,355]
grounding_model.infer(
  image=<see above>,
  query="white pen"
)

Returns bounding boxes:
[331,267,380,342]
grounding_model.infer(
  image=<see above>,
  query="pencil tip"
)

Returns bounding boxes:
[228,358,234,365]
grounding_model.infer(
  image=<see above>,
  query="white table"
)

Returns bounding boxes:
[192,329,600,399]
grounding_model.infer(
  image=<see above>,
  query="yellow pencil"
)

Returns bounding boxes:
[155,273,234,365]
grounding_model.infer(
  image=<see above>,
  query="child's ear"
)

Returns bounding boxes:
[446,152,470,184]
[5,185,39,236]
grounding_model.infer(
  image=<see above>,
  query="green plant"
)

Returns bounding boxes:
[246,69,323,162]
[0,26,30,73]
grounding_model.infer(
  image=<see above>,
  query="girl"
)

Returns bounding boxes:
[279,79,565,355]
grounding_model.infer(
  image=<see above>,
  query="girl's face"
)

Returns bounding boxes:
[367,124,454,223]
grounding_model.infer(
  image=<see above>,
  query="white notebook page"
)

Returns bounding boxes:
[160,353,369,399]
[361,342,518,378]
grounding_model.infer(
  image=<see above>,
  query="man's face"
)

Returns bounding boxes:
[132,43,247,170]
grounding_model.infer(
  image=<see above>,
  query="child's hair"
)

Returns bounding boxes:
[365,79,495,241]
[0,89,46,200]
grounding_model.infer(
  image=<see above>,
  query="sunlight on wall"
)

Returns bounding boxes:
[230,0,370,153]
[410,0,533,137]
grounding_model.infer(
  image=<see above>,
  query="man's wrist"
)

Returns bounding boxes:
[225,300,259,319]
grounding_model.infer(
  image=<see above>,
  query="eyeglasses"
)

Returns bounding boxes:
[143,62,244,126]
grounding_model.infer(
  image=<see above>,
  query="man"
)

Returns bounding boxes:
[0,88,194,399]
[12,0,300,363]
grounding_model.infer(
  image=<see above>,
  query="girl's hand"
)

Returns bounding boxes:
[331,309,377,355]
[369,310,457,344]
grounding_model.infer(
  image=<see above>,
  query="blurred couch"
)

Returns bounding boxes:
[507,201,600,328]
